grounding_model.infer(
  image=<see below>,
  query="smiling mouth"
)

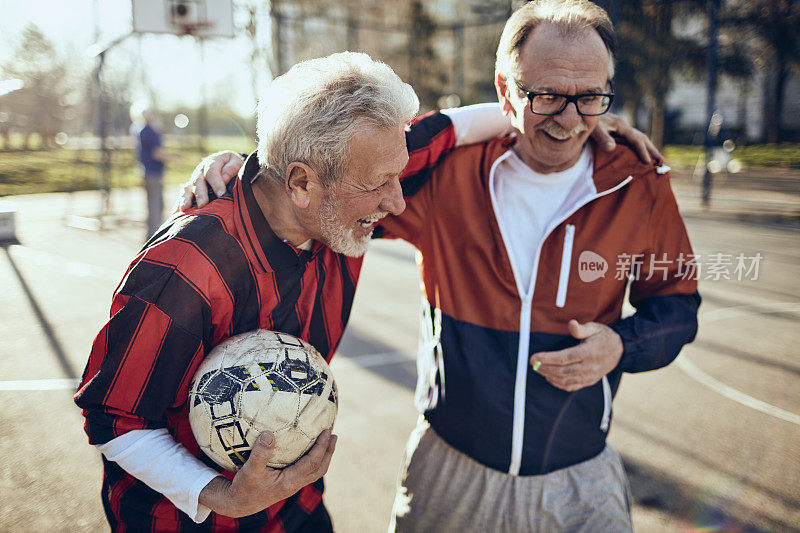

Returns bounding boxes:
[357,214,384,229]
[542,130,573,142]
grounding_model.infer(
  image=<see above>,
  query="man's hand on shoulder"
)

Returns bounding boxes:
[530,319,623,392]
[199,429,337,518]
[179,151,245,211]
[591,113,663,165]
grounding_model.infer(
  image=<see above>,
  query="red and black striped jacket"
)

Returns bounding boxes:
[74,111,456,532]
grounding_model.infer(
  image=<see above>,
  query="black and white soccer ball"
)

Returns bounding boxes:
[188,330,337,471]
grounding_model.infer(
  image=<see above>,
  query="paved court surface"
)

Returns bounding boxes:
[0,187,797,532]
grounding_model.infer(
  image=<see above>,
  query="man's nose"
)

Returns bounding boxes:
[380,177,406,216]
[554,101,582,131]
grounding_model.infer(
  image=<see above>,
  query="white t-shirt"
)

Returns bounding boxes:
[492,145,596,294]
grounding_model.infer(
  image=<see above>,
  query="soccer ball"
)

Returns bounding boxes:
[188,330,337,471]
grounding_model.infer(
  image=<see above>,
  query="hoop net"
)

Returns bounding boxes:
[177,21,214,36]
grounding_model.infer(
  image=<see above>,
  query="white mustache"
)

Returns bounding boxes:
[537,120,587,140]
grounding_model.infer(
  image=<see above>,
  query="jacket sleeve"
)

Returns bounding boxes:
[73,243,210,445]
[394,105,509,200]
[374,111,455,243]
[397,111,456,198]
[610,291,700,373]
[610,171,701,373]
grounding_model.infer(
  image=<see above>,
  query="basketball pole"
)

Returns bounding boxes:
[702,0,720,207]
[198,36,208,155]
[66,32,133,232]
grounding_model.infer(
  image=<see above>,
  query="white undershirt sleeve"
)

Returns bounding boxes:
[95,428,221,523]
[442,103,513,147]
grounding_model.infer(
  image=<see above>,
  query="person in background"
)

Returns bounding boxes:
[137,109,169,239]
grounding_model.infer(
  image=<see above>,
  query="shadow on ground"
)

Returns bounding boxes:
[2,242,79,380]
[623,455,780,532]
[336,327,418,391]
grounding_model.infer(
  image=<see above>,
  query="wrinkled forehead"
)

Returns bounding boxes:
[513,24,614,91]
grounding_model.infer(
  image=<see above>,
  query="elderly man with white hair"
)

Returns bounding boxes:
[75,51,461,532]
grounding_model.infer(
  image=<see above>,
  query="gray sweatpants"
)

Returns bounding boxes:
[390,418,633,533]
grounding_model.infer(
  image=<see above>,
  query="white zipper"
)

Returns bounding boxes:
[509,299,532,476]
[415,299,444,412]
[489,153,634,475]
[555,224,575,308]
[600,376,612,432]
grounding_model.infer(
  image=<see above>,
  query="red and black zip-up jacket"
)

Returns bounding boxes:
[73,111,455,532]
[377,137,700,476]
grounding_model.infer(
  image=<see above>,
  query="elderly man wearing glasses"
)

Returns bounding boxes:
[384,1,699,530]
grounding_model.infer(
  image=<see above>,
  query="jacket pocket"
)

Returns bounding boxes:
[556,224,575,308]
[600,375,612,432]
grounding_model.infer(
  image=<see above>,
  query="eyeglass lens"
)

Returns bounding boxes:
[531,94,612,115]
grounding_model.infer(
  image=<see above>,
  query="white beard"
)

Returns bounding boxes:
[318,194,372,257]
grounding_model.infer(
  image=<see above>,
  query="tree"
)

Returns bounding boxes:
[605,1,707,148]
[723,0,800,143]
[603,0,753,147]
[0,24,74,149]
[407,0,447,110]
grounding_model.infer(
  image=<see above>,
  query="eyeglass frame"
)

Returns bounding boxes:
[512,79,615,117]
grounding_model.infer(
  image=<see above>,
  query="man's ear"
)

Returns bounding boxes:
[285,162,320,209]
[495,73,515,117]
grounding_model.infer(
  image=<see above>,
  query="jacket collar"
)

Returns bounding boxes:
[492,135,660,193]
[591,136,661,192]
[233,152,322,273]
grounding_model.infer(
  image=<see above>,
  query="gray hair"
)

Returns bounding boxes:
[256,52,419,188]
[495,0,617,81]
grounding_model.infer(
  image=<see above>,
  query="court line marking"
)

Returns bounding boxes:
[0,378,81,392]
[6,245,121,282]
[677,302,800,426]
[332,351,412,369]
[0,352,413,392]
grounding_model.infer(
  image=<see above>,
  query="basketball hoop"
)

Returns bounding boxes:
[132,0,234,39]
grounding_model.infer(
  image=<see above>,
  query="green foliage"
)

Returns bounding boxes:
[599,1,753,146]
[0,136,256,197]
[662,145,704,168]
[723,0,800,142]
[3,139,796,198]
[663,143,800,169]
[735,144,800,168]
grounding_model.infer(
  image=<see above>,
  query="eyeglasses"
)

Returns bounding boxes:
[513,79,615,116]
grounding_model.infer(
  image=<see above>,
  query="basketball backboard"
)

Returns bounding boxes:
[132,0,235,38]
